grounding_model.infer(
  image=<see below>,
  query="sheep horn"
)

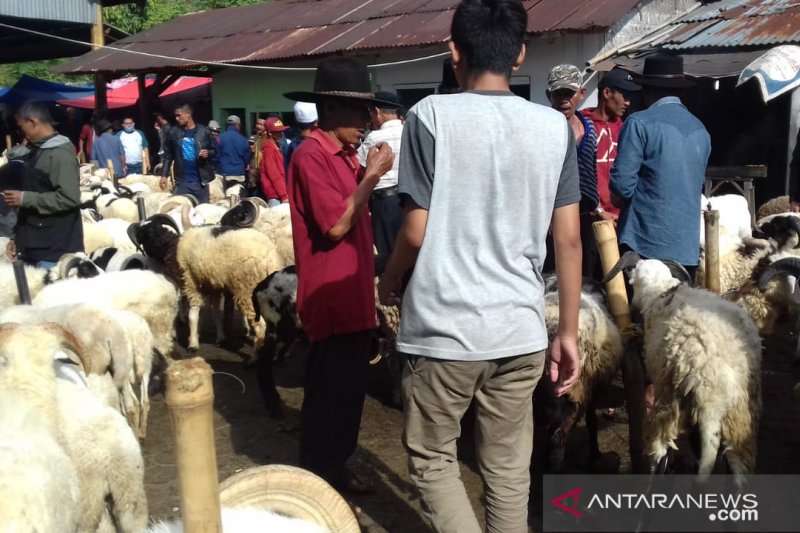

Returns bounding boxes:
[58,253,82,280]
[148,213,182,235]
[247,196,269,209]
[127,223,143,253]
[219,200,258,228]
[741,236,775,251]
[601,250,641,285]
[181,194,199,207]
[661,260,692,284]
[159,199,185,214]
[180,204,194,230]
[239,198,260,226]
[117,184,135,198]
[758,257,800,291]
[787,217,800,247]
[120,254,147,270]
[41,323,91,375]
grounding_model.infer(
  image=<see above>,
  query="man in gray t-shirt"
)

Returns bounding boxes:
[377,1,582,531]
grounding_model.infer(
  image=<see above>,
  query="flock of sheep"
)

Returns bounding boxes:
[1,157,799,530]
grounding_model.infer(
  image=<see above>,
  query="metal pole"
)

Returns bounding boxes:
[165,358,222,533]
[12,259,32,305]
[137,197,147,222]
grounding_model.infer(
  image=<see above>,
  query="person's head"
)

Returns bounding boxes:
[449,0,527,86]
[597,69,641,119]
[369,92,401,129]
[226,115,241,131]
[284,57,385,148]
[546,64,585,120]
[122,116,136,133]
[265,117,290,142]
[154,112,168,127]
[94,119,113,136]
[637,53,693,107]
[65,107,76,120]
[174,103,194,127]
[293,101,318,131]
[15,101,57,141]
[208,120,221,135]
[255,118,266,135]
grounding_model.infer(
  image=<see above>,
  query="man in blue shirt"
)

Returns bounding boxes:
[91,119,126,179]
[215,115,251,197]
[160,103,215,203]
[610,54,711,278]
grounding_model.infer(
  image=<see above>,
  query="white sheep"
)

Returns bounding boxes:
[630,259,761,481]
[0,323,147,532]
[534,277,624,472]
[96,193,140,223]
[148,508,330,533]
[32,269,180,361]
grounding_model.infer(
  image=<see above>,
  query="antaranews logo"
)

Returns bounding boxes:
[550,487,583,518]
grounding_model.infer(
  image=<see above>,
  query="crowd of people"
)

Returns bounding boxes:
[1,0,719,530]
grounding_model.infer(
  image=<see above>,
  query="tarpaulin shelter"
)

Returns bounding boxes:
[0,75,94,107]
[58,76,212,109]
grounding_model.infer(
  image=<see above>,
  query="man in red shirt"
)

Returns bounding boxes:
[260,117,290,206]
[284,58,396,494]
[581,68,641,223]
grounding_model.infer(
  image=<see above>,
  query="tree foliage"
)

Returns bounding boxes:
[0,0,269,86]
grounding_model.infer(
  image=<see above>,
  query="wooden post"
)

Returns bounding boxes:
[92,2,108,114]
[593,219,646,474]
[165,358,222,533]
[5,135,11,150]
[704,210,721,293]
[142,150,150,175]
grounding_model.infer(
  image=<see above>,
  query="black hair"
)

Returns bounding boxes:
[175,103,193,114]
[450,0,527,78]
[15,101,56,125]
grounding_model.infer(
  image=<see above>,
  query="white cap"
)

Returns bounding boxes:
[226,114,241,124]
[293,101,318,125]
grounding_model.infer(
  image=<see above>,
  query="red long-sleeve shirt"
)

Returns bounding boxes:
[260,140,288,202]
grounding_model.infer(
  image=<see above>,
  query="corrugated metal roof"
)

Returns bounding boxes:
[643,0,800,50]
[0,0,139,25]
[56,0,640,74]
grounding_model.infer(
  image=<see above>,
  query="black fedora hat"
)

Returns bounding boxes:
[284,57,400,108]
[636,53,694,88]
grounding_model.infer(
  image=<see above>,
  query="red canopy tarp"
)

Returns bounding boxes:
[58,76,212,109]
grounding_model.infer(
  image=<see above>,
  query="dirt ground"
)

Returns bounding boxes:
[143,318,800,532]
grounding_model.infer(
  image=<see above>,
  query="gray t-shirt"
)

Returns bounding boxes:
[397,91,579,361]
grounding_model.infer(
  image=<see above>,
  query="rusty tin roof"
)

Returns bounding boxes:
[57,0,641,74]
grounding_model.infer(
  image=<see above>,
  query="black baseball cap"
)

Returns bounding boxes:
[598,69,642,92]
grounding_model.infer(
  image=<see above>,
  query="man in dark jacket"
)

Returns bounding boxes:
[159,103,215,203]
[215,114,251,196]
[3,101,83,268]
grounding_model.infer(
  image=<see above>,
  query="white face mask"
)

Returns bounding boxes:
[123,125,135,133]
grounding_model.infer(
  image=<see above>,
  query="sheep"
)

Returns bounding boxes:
[0,303,144,436]
[748,255,800,360]
[0,322,147,532]
[756,195,790,220]
[696,236,775,292]
[90,246,153,272]
[32,269,180,361]
[626,256,762,481]
[130,212,280,354]
[96,193,140,223]
[754,212,800,250]
[533,276,624,473]
[700,193,752,254]
[0,253,102,312]
[148,508,330,533]
[119,173,164,193]
[252,263,400,417]
[98,217,139,251]
[0,324,82,532]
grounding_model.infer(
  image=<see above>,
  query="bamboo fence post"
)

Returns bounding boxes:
[704,210,721,293]
[165,358,222,533]
[593,219,646,474]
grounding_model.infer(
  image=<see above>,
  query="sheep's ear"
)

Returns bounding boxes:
[601,250,640,285]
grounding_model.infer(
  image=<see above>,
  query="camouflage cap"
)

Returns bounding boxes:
[547,64,583,92]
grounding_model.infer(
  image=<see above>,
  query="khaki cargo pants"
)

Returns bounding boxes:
[402,351,545,533]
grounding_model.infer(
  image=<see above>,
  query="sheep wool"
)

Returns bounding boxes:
[631,260,762,479]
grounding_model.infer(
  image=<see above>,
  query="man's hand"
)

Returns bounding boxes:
[5,239,15,261]
[2,190,22,208]
[364,142,394,181]
[549,335,580,396]
[159,177,168,191]
[791,201,800,213]
[378,275,402,306]
[598,210,618,226]
[199,149,209,159]
[78,152,86,164]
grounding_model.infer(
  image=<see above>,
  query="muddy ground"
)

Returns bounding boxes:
[143,318,800,532]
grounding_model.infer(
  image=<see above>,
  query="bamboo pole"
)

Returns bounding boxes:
[704,210,721,293]
[593,219,646,474]
[5,135,11,150]
[142,150,150,175]
[91,2,107,114]
[165,358,222,533]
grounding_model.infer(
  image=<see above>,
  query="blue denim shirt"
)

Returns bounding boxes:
[610,97,711,266]
[215,126,252,176]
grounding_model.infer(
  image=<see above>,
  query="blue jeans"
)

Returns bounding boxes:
[175,180,209,204]
[36,260,57,270]
[126,163,143,175]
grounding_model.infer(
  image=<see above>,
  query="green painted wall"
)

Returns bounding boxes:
[211,67,316,133]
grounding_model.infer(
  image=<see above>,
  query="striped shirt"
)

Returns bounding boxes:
[357,119,403,190]
[576,113,599,214]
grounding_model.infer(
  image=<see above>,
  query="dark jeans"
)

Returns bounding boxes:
[618,243,698,283]
[126,162,143,175]
[175,180,209,204]
[299,330,373,486]
[580,212,604,280]
[369,193,403,260]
